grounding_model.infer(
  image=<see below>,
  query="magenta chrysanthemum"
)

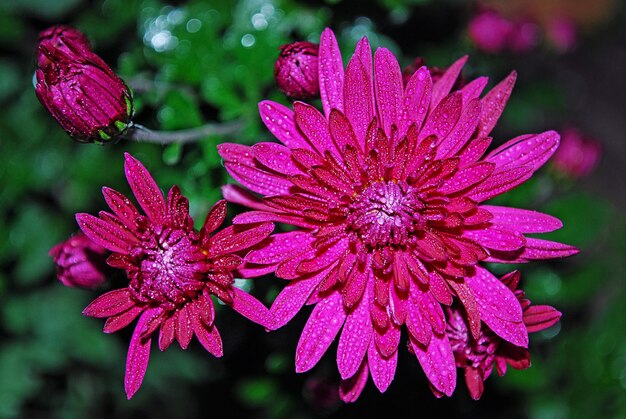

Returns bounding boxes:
[218,28,577,401]
[446,270,561,400]
[76,153,273,399]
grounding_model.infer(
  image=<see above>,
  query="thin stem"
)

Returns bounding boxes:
[123,121,244,144]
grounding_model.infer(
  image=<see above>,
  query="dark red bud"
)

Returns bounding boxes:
[274,41,319,100]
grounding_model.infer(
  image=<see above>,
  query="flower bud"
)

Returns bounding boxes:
[552,127,601,179]
[35,25,133,144]
[274,41,319,100]
[49,233,108,289]
[468,10,514,53]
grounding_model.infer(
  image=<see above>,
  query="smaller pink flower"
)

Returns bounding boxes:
[274,41,319,100]
[49,232,108,289]
[446,271,561,400]
[77,153,274,398]
[552,127,602,179]
[545,16,578,53]
[468,10,514,53]
[35,25,133,144]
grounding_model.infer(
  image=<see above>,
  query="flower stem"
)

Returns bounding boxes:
[123,121,243,144]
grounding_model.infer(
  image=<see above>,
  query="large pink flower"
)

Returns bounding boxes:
[76,153,273,398]
[218,28,577,401]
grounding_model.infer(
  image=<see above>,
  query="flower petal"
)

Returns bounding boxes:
[430,55,468,109]
[399,66,432,136]
[486,131,560,172]
[477,71,516,138]
[374,48,403,137]
[367,339,398,393]
[246,231,315,265]
[125,308,157,399]
[319,28,344,116]
[83,288,135,318]
[295,291,347,373]
[123,153,166,224]
[258,100,311,150]
[482,205,563,233]
[252,142,303,176]
[523,305,562,333]
[344,39,375,145]
[339,359,369,403]
[229,286,272,328]
[411,332,456,397]
[76,213,135,253]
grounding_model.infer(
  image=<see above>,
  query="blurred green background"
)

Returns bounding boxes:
[0,0,624,417]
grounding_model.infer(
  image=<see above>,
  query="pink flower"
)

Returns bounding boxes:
[76,153,273,398]
[218,28,577,401]
[35,25,133,144]
[274,41,320,100]
[446,271,561,400]
[467,10,514,53]
[49,232,108,288]
[507,20,540,53]
[551,127,602,179]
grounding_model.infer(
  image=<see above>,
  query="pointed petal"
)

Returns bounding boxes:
[229,286,272,328]
[246,231,315,265]
[102,187,140,229]
[258,100,311,150]
[252,142,303,176]
[337,278,373,379]
[464,227,526,252]
[125,309,156,399]
[399,66,432,136]
[319,28,345,116]
[123,153,165,224]
[344,39,374,145]
[294,101,336,156]
[339,358,369,403]
[218,143,294,196]
[431,55,468,108]
[83,288,135,318]
[221,184,269,211]
[295,291,347,373]
[374,321,401,358]
[103,305,144,334]
[411,332,456,397]
[518,238,579,261]
[207,222,274,257]
[438,161,494,195]
[523,305,561,333]
[374,48,403,137]
[437,98,482,158]
[367,340,398,393]
[486,131,560,172]
[477,71,516,138]
[76,213,135,253]
[190,303,223,357]
[419,92,463,143]
[482,205,563,233]
[460,76,488,104]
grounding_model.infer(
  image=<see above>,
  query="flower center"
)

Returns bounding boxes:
[130,227,208,306]
[347,181,424,247]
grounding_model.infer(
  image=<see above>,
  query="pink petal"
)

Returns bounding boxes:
[464,227,525,252]
[218,143,294,196]
[467,267,528,347]
[430,55,468,108]
[229,286,272,328]
[295,291,347,373]
[221,184,269,211]
[269,265,332,329]
[413,285,446,334]
[467,165,533,202]
[339,359,369,403]
[419,92,462,143]
[293,101,335,156]
[83,288,135,318]
[233,210,315,229]
[102,187,140,229]
[125,308,156,399]
[464,367,485,400]
[519,238,579,261]
[246,231,315,265]
[457,136,492,167]
[103,305,144,333]
[252,142,303,175]
[190,304,223,357]
[486,131,560,172]
[175,304,193,349]
[482,205,563,233]
[523,305,562,333]
[319,28,345,116]
[201,200,227,237]
[329,110,361,155]
[123,153,166,224]
[344,39,375,145]
[207,222,274,257]
[76,213,135,253]
[258,100,311,150]
[437,98,482,158]
[297,238,349,275]
[447,280,481,339]
[374,48,403,137]
[399,66,432,136]
[374,322,401,358]
[411,332,456,397]
[405,294,432,346]
[438,161,494,195]
[477,71,516,138]
[337,277,373,379]
[460,76,488,105]
[367,339,398,393]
